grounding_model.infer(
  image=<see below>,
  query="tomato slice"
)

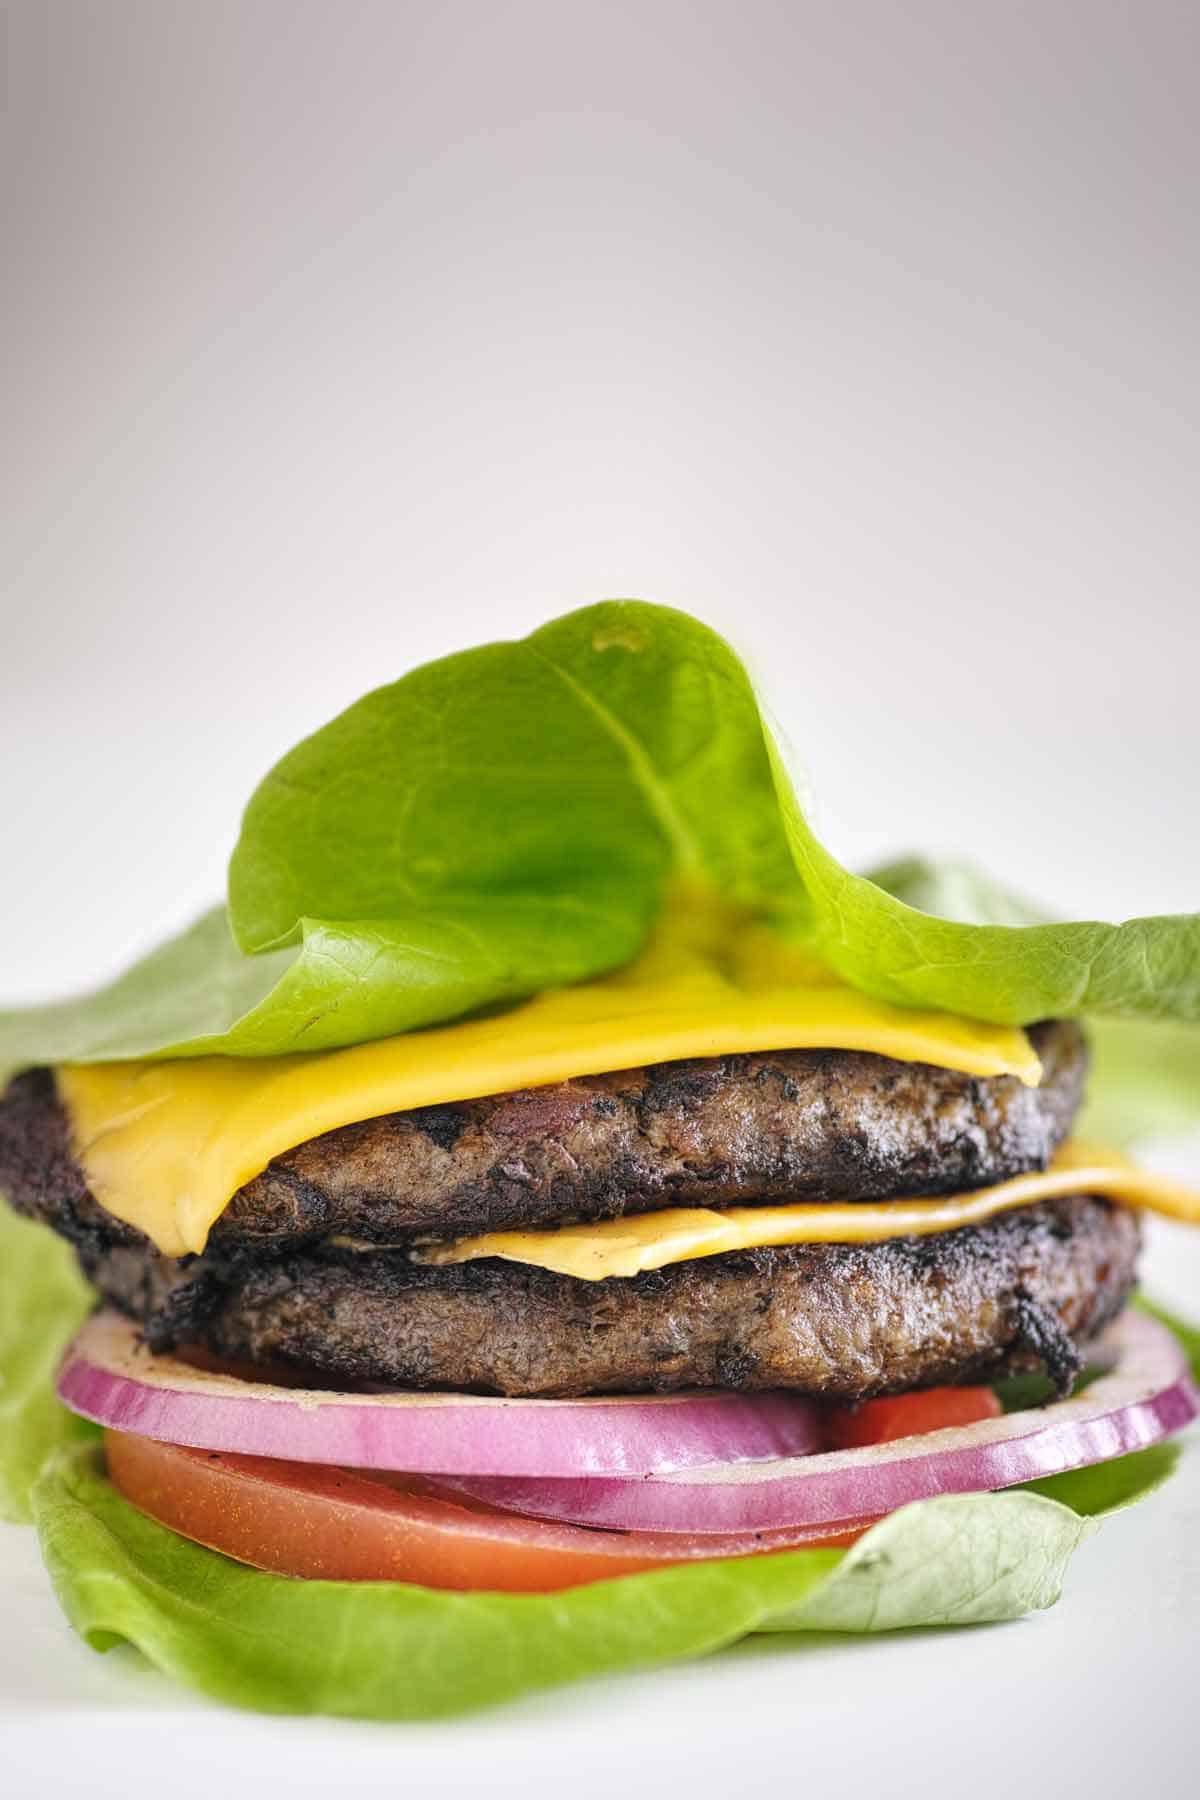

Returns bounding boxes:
[827,1385,1003,1450]
[104,1430,874,1591]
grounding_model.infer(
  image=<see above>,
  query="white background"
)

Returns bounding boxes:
[2,3,1198,1795]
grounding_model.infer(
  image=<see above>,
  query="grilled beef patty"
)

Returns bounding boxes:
[66,1194,1137,1398]
[0,1025,1123,1399]
[0,1021,1085,1251]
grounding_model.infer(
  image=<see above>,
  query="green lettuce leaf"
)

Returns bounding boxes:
[0,603,799,1065]
[777,812,1200,1026]
[862,856,1055,929]
[31,1441,1185,1718]
[0,899,652,1064]
[1134,1295,1200,1382]
[33,1445,1097,1720]
[228,603,800,955]
[1,601,1198,1069]
[1,1210,1191,1719]
[869,857,1200,1143]
[1019,1441,1182,1516]
[0,1209,95,1522]
[1080,1017,1200,1146]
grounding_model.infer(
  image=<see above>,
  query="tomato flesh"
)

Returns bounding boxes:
[104,1430,873,1591]
[827,1385,1003,1451]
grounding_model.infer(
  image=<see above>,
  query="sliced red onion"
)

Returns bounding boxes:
[439,1311,1198,1531]
[56,1310,823,1477]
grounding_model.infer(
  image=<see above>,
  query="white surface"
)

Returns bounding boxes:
[3,2,1199,1795]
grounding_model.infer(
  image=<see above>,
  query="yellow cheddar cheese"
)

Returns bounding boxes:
[414,1140,1200,1280]
[57,908,1039,1257]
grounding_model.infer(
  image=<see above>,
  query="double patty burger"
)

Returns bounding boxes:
[1,601,1197,1705]
[0,1019,1137,1400]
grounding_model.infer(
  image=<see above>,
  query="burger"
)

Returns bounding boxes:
[1,600,1197,1719]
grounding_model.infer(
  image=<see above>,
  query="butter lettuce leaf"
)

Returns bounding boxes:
[31,1440,1184,1718]
[0,897,656,1064]
[1081,1017,1200,1146]
[0,1212,1190,1719]
[34,1445,1096,1720]
[867,859,1200,1142]
[0,1209,95,1522]
[775,793,1200,1026]
[1020,1441,1182,1517]
[228,603,799,954]
[1,601,1198,1069]
[0,603,799,1066]
[1134,1296,1200,1382]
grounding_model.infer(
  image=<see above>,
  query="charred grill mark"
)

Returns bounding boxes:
[403,1105,469,1153]
[1010,1291,1082,1396]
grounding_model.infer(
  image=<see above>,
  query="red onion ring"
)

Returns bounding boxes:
[439,1311,1198,1531]
[55,1310,824,1477]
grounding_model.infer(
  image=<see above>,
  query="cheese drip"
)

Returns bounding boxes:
[57,907,1039,1257]
[413,1141,1200,1280]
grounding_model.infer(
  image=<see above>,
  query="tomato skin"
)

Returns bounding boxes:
[827,1386,1003,1451]
[104,1430,872,1591]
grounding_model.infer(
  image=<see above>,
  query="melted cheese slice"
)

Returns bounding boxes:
[57,909,1039,1257]
[415,1140,1200,1280]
